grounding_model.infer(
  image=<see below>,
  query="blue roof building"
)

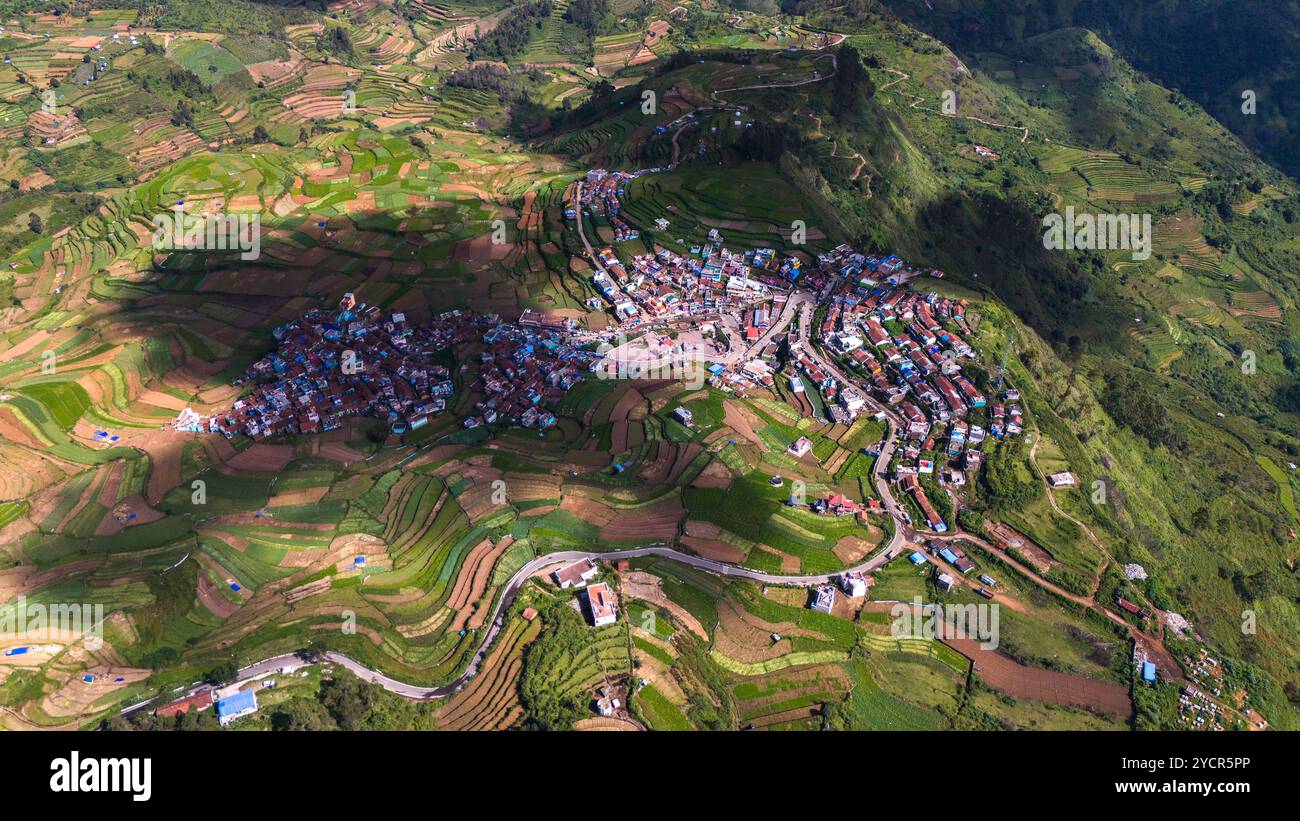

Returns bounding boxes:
[216,689,258,726]
[909,551,927,565]
[1142,662,1157,683]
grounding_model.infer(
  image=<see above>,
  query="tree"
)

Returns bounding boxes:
[175,706,220,731]
[204,656,239,686]
[27,212,42,234]
[271,699,337,731]
[518,603,593,730]
[565,0,609,34]
[978,436,1042,511]
[319,674,376,730]
[319,26,354,58]
[1101,370,1185,451]
[830,43,875,118]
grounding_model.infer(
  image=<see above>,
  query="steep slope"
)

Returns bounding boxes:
[875,0,1300,178]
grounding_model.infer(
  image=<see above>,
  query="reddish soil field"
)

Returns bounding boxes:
[318,442,366,463]
[833,533,877,564]
[560,495,617,526]
[944,638,1132,718]
[637,441,674,484]
[722,401,764,446]
[0,407,43,448]
[598,496,684,543]
[666,443,702,484]
[225,443,295,472]
[196,570,241,618]
[619,571,709,639]
[609,420,629,454]
[690,460,733,489]
[680,536,745,563]
[448,537,513,631]
[573,716,643,731]
[609,387,644,422]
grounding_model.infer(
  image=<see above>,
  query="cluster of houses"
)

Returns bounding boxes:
[906,545,997,597]
[154,675,273,728]
[590,236,791,334]
[809,570,873,613]
[462,312,602,431]
[814,251,982,430]
[189,294,481,439]
[189,294,604,440]
[569,168,642,242]
[1178,683,1228,729]
[553,558,618,627]
[792,246,1029,531]
[575,169,809,339]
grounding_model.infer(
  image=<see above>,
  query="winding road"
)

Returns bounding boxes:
[880,66,1031,143]
[129,538,906,711]
[127,46,1165,716]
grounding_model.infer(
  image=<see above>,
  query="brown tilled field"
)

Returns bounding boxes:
[619,570,710,639]
[598,495,684,543]
[722,401,765,446]
[680,536,746,563]
[690,458,734,489]
[224,443,295,472]
[832,532,878,564]
[715,601,800,663]
[447,536,513,631]
[437,617,542,731]
[944,638,1132,718]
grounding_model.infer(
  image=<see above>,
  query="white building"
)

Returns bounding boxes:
[1047,472,1076,487]
[810,585,836,613]
[839,571,869,598]
[839,386,867,415]
[554,558,599,589]
[788,436,813,458]
[585,582,618,627]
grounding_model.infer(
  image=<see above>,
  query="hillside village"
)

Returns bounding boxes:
[186,165,1024,548]
[182,293,602,439]
[572,177,1025,538]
